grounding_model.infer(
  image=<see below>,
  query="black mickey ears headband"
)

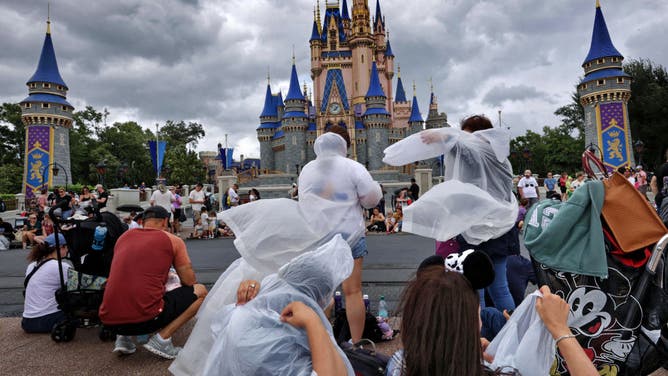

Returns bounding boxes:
[444,249,495,290]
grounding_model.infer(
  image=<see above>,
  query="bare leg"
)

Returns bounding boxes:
[158,284,207,339]
[342,258,365,343]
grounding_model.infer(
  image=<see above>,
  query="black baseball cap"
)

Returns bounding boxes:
[143,206,170,220]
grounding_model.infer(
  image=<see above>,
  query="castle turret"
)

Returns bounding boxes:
[349,0,373,105]
[578,0,633,171]
[282,59,308,174]
[392,65,410,129]
[257,79,279,172]
[425,82,448,129]
[363,62,390,170]
[21,17,74,197]
[407,83,424,137]
[341,0,352,36]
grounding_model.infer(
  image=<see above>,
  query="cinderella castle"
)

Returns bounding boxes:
[256,0,448,175]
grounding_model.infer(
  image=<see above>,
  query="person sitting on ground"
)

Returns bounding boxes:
[386,205,403,234]
[54,187,73,219]
[191,218,204,239]
[123,213,140,230]
[249,188,261,202]
[200,209,210,238]
[99,206,208,359]
[386,263,598,376]
[22,213,42,249]
[216,220,234,237]
[201,235,353,376]
[0,216,15,250]
[22,233,71,333]
[367,207,386,232]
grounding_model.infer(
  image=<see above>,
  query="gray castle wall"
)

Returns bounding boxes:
[52,127,72,187]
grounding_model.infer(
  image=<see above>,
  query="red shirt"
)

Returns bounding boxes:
[99,228,191,325]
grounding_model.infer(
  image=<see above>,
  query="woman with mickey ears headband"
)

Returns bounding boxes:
[386,250,598,376]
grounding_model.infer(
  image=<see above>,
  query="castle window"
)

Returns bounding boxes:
[616,77,624,84]
[62,105,68,111]
[596,59,604,64]
[612,57,620,62]
[361,55,364,63]
[597,79,605,86]
[582,83,588,90]
[355,82,358,92]
[24,103,31,108]
[43,83,51,88]
[292,135,297,145]
[41,103,50,108]
[29,83,37,88]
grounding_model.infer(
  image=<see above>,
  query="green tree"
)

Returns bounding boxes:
[624,59,668,171]
[0,103,24,165]
[156,120,206,185]
[94,121,154,187]
[70,106,102,184]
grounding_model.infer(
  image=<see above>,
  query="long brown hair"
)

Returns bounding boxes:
[399,266,485,376]
[27,242,54,263]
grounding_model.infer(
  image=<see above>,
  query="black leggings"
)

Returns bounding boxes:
[22,310,65,333]
[366,221,386,232]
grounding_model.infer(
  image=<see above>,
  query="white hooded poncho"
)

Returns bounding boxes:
[201,235,355,376]
[169,132,381,376]
[383,127,517,244]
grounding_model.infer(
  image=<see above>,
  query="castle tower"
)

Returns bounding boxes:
[393,65,410,129]
[349,0,373,106]
[257,79,279,172]
[363,62,390,170]
[282,59,308,174]
[578,0,633,171]
[21,17,74,198]
[425,82,448,129]
[407,83,424,137]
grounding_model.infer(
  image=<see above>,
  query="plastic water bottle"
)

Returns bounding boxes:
[363,294,370,313]
[378,295,389,319]
[334,291,342,312]
[92,223,107,251]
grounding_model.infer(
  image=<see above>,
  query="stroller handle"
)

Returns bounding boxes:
[646,234,668,275]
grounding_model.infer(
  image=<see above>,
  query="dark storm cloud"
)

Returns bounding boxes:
[482,84,552,107]
[0,0,666,158]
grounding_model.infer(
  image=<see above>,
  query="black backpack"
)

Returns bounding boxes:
[332,308,385,343]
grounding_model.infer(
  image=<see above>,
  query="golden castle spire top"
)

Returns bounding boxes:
[596,0,600,8]
[46,1,51,34]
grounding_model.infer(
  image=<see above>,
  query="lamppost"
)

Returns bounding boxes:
[96,160,107,187]
[41,162,69,192]
[633,140,645,167]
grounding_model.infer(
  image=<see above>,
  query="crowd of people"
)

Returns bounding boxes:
[13,115,668,376]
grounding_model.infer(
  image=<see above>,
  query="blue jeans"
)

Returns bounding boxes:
[350,237,368,259]
[479,255,516,313]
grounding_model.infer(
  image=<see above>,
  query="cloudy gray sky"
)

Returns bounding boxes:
[1,0,666,159]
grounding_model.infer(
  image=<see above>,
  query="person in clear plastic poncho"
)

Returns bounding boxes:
[382,115,517,245]
[383,115,519,312]
[201,235,354,376]
[170,129,381,376]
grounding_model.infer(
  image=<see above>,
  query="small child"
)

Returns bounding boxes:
[192,218,204,239]
[200,209,209,238]
[207,210,217,239]
[517,198,528,230]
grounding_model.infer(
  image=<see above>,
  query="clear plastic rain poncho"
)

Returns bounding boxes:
[169,132,381,376]
[383,127,517,244]
[201,235,355,376]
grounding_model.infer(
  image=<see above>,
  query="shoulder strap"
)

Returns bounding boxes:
[24,259,53,289]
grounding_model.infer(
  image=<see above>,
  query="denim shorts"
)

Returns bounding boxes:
[351,236,368,259]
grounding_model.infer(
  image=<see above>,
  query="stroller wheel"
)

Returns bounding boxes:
[99,327,116,342]
[51,322,76,343]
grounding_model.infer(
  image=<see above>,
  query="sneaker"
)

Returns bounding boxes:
[143,334,181,359]
[113,335,136,355]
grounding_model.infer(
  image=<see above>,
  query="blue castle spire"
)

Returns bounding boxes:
[285,61,305,101]
[310,19,320,41]
[374,0,385,28]
[409,95,423,123]
[365,62,386,98]
[385,39,394,57]
[395,73,407,102]
[260,83,277,117]
[27,21,67,89]
[341,0,350,20]
[583,1,622,65]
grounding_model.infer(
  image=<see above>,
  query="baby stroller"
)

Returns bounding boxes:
[48,202,128,342]
[524,150,668,375]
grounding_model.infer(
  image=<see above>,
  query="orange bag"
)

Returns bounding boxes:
[601,172,667,253]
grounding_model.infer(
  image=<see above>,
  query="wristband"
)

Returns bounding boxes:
[555,334,577,346]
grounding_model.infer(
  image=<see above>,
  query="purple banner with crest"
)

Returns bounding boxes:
[24,126,52,199]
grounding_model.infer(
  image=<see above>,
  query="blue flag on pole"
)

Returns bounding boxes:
[226,148,234,169]
[148,140,167,177]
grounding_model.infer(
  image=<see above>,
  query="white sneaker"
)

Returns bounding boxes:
[143,334,181,359]
[113,335,136,355]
